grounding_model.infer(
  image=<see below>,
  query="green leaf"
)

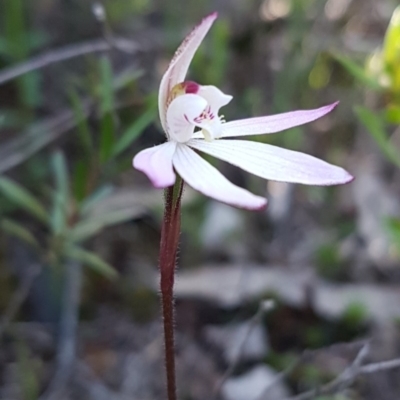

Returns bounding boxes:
[388,218,400,238]
[355,106,400,168]
[112,68,143,91]
[99,57,114,110]
[67,246,117,279]
[52,152,69,202]
[3,0,42,107]
[1,218,39,249]
[73,160,91,202]
[0,109,24,129]
[4,0,27,60]
[383,6,400,67]
[208,19,229,84]
[383,6,400,91]
[385,104,400,124]
[70,208,138,242]
[99,56,116,163]
[79,185,113,215]
[16,341,40,400]
[100,112,115,162]
[19,72,42,108]
[0,177,48,224]
[190,18,229,85]
[50,152,70,234]
[0,38,9,57]
[387,218,400,258]
[111,106,156,157]
[0,107,91,174]
[68,89,93,152]
[333,54,382,90]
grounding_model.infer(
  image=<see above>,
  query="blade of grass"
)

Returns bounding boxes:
[333,54,382,91]
[79,185,113,215]
[4,0,41,107]
[67,246,117,279]
[99,56,116,163]
[73,160,91,203]
[111,105,156,157]
[1,218,40,249]
[51,152,70,235]
[0,177,48,224]
[387,218,400,245]
[71,208,142,242]
[112,67,143,91]
[16,341,40,400]
[0,103,91,174]
[355,106,400,168]
[68,90,93,152]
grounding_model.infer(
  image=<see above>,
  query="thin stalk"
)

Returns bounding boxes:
[159,180,183,400]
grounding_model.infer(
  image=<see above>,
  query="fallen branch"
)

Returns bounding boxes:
[360,358,400,374]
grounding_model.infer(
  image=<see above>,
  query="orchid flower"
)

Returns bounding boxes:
[133,12,353,209]
[134,14,354,400]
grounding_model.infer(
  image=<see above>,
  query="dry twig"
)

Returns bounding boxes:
[0,38,138,86]
[0,101,92,173]
[213,300,275,398]
[92,2,137,54]
[274,342,400,400]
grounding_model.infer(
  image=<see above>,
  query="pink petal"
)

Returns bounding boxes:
[188,139,353,186]
[133,142,177,188]
[221,102,339,137]
[158,13,218,134]
[172,144,267,210]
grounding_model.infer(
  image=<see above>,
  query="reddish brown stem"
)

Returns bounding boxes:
[161,282,176,400]
[159,182,182,400]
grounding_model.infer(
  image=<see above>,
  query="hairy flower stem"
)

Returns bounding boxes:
[160,179,183,400]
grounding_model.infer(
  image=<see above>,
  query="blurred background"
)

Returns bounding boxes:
[0,0,400,399]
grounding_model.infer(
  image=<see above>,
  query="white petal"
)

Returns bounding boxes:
[188,139,354,186]
[167,94,207,143]
[158,13,217,133]
[133,141,177,188]
[197,85,232,115]
[172,144,267,210]
[196,119,224,141]
[221,102,339,137]
[194,85,233,140]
